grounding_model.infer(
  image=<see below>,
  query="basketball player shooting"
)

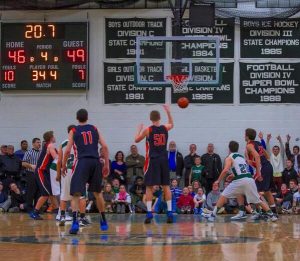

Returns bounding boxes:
[135,104,174,224]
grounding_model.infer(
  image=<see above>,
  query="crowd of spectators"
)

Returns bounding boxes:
[1,133,300,215]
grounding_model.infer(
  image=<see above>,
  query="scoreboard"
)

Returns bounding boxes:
[1,23,88,90]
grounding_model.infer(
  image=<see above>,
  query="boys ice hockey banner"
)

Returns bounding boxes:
[240,63,300,103]
[175,18,235,58]
[240,18,300,58]
[171,63,234,104]
[105,18,166,58]
[104,62,165,104]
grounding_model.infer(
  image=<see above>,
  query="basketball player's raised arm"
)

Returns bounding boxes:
[98,130,110,177]
[135,124,148,143]
[62,130,74,173]
[56,145,63,180]
[163,104,174,131]
[246,143,262,179]
[216,157,232,184]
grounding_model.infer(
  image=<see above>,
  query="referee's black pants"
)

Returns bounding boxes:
[25,171,40,211]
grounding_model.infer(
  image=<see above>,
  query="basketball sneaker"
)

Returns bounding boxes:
[166,211,174,224]
[79,217,91,227]
[231,211,247,221]
[100,220,108,231]
[69,220,79,234]
[59,216,66,226]
[250,211,262,221]
[266,213,278,222]
[144,212,153,224]
[30,211,43,220]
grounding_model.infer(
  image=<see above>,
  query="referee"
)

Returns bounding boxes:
[22,138,41,212]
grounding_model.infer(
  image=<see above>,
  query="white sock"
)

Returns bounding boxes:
[166,200,172,212]
[146,201,152,212]
[213,206,218,216]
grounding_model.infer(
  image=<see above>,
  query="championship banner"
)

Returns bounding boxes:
[105,18,166,58]
[240,62,300,103]
[104,62,165,104]
[175,18,235,58]
[240,18,300,58]
[171,63,234,104]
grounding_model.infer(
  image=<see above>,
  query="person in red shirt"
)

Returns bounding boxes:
[177,187,194,214]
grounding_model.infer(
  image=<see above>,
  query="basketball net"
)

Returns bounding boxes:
[166,74,189,93]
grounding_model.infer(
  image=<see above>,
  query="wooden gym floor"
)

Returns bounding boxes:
[0,213,299,261]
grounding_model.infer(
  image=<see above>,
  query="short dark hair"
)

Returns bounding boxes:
[20,140,27,145]
[76,109,88,123]
[32,138,40,144]
[293,145,300,151]
[245,128,256,140]
[229,140,239,153]
[273,145,280,150]
[194,156,201,162]
[43,131,54,143]
[67,124,76,133]
[150,110,160,122]
[290,179,298,185]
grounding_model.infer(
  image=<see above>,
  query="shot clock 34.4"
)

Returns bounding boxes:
[1,23,88,90]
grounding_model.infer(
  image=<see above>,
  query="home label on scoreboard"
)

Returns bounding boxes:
[1,23,88,90]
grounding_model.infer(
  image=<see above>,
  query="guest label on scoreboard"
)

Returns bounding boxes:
[240,62,300,103]
[240,18,300,58]
[105,18,166,58]
[1,23,88,90]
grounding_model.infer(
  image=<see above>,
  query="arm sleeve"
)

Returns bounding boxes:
[260,139,266,150]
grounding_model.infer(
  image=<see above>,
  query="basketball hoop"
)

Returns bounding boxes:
[166,74,189,93]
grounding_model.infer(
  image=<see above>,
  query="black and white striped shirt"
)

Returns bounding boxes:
[23,148,41,172]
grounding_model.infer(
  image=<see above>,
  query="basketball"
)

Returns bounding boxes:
[177,97,189,108]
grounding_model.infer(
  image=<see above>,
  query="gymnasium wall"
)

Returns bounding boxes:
[0,9,300,160]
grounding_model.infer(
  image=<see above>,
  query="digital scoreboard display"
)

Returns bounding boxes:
[1,23,88,90]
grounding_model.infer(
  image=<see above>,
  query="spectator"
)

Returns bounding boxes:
[114,184,132,214]
[275,183,293,213]
[111,151,127,185]
[285,134,300,173]
[0,181,11,212]
[189,156,206,187]
[201,143,222,194]
[170,179,182,212]
[129,176,146,212]
[22,138,42,212]
[289,179,298,194]
[183,144,199,187]
[168,141,184,183]
[192,180,201,194]
[14,140,28,160]
[205,182,221,211]
[188,185,195,197]
[0,145,7,156]
[282,159,298,186]
[266,134,285,191]
[0,145,22,190]
[125,145,145,186]
[102,183,115,213]
[9,182,27,213]
[177,187,194,214]
[292,183,300,214]
[193,187,206,214]
[112,178,120,193]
